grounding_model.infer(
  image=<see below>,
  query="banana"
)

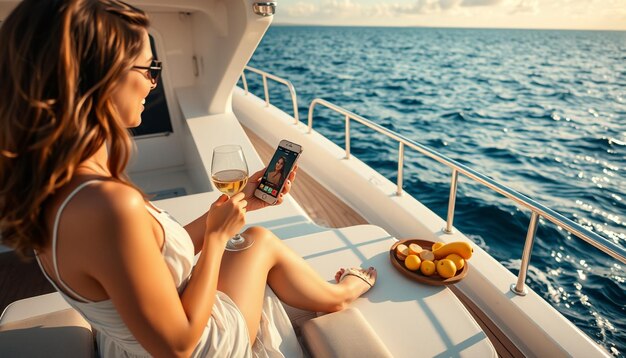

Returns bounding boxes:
[433,241,473,260]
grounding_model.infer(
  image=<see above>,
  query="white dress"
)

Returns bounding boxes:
[35,180,302,357]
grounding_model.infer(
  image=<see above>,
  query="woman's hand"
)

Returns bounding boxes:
[242,165,298,211]
[204,192,247,243]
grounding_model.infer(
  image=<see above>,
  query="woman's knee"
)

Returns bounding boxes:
[242,226,277,246]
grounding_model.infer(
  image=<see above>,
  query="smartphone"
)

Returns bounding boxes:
[254,139,302,204]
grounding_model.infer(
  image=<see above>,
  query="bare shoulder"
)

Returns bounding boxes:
[62,180,149,247]
[41,179,158,299]
[82,181,145,215]
[69,180,145,221]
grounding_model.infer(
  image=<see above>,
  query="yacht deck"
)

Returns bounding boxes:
[242,126,368,228]
[0,252,54,315]
[244,125,524,358]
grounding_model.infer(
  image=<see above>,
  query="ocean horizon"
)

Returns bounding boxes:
[272,23,626,32]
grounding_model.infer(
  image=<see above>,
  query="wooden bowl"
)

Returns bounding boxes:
[389,239,469,286]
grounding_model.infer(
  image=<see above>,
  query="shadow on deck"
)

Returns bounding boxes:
[0,251,54,314]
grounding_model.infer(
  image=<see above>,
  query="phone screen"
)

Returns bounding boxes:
[257,145,300,198]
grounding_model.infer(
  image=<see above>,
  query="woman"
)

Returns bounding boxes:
[0,1,377,357]
[266,156,286,186]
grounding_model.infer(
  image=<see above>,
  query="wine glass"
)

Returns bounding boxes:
[211,145,253,251]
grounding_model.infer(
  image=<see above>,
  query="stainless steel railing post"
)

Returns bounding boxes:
[262,75,269,107]
[242,66,299,122]
[307,101,316,133]
[288,84,299,125]
[242,72,249,94]
[345,115,351,159]
[444,169,459,234]
[511,211,540,296]
[397,142,405,196]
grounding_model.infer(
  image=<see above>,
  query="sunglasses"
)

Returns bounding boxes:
[132,59,162,83]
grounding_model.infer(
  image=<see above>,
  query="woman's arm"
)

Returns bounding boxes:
[184,211,208,255]
[86,183,245,357]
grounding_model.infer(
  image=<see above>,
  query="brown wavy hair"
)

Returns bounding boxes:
[0,0,149,258]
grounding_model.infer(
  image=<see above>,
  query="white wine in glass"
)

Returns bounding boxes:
[212,169,248,196]
[211,145,253,251]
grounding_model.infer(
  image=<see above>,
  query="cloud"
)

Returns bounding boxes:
[285,0,512,18]
[512,0,539,13]
[461,0,505,6]
[440,0,463,10]
[296,0,365,18]
[279,0,626,29]
[385,1,436,15]
[287,3,319,17]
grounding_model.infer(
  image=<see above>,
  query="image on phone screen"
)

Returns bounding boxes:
[258,145,299,198]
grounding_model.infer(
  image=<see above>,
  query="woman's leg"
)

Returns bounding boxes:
[216,226,376,344]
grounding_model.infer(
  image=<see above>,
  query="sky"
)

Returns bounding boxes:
[274,0,626,30]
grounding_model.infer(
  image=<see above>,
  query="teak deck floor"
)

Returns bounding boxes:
[243,125,523,358]
[242,127,368,228]
[0,251,55,315]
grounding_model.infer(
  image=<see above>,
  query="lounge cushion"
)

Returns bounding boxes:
[0,308,95,357]
[301,307,392,358]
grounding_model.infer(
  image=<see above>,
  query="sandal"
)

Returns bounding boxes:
[338,267,376,288]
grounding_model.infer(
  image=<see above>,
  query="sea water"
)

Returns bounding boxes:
[246,26,626,355]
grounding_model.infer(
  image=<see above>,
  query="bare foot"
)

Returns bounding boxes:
[335,267,377,300]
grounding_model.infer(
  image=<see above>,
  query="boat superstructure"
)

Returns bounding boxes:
[0,1,623,357]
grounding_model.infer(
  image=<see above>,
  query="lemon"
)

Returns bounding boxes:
[437,259,457,279]
[404,255,421,271]
[419,250,434,261]
[432,242,445,251]
[408,243,423,256]
[420,260,436,276]
[396,244,409,261]
[446,254,465,270]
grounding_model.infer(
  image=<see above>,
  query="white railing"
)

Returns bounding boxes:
[240,68,626,296]
[240,66,299,125]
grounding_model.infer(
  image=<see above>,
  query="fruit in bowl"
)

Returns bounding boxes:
[420,260,436,276]
[408,243,423,256]
[432,241,445,251]
[391,239,474,285]
[404,255,421,271]
[419,250,434,261]
[433,242,473,260]
[396,244,409,261]
[436,259,457,278]
[445,254,465,270]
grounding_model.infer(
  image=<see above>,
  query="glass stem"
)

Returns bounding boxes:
[231,233,244,243]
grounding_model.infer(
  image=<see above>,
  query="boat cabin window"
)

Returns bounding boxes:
[130,34,173,137]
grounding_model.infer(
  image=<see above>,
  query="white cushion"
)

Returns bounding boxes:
[0,308,95,357]
[301,308,392,358]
